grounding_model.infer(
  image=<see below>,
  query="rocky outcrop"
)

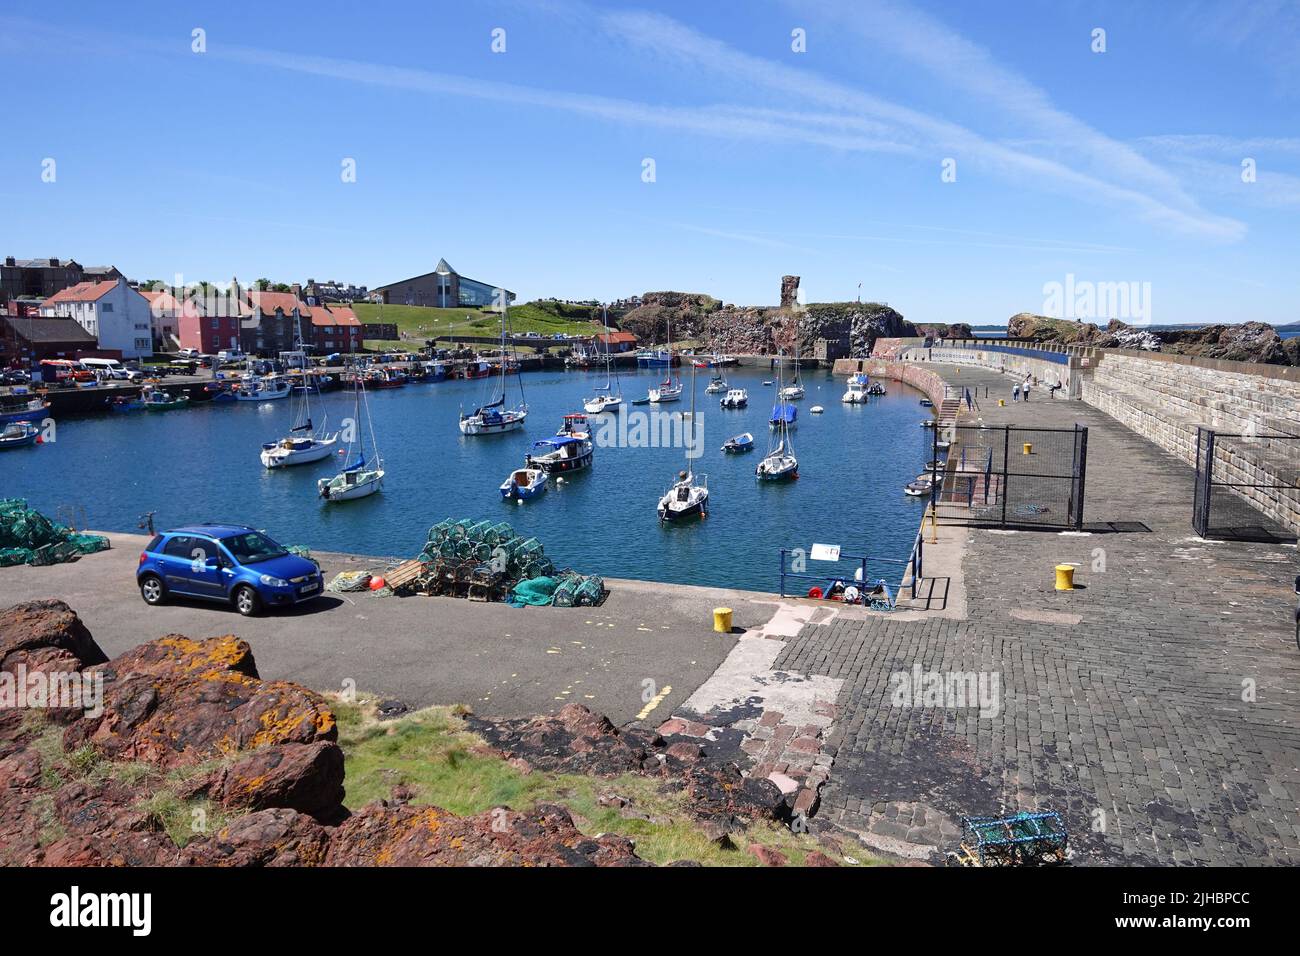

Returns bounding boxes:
[617,291,721,344]
[1006,313,1296,365]
[471,704,789,827]
[325,802,646,867]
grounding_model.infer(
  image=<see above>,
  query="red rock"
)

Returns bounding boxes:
[793,787,819,816]
[788,736,821,754]
[666,741,703,763]
[804,850,839,867]
[184,808,331,867]
[748,844,787,866]
[204,741,346,821]
[758,710,783,728]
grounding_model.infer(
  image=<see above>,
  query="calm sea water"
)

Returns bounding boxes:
[2,365,933,593]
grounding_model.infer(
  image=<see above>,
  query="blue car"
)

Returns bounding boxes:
[136,524,324,616]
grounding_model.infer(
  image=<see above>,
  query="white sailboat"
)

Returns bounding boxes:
[583,305,623,414]
[318,373,384,502]
[260,340,338,468]
[646,316,682,403]
[757,353,799,482]
[657,363,708,522]
[780,333,805,400]
[460,298,528,435]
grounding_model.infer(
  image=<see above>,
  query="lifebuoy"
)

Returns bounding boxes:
[807,586,823,599]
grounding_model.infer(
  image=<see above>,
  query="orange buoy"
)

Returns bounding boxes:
[369,576,386,591]
[807,586,823,599]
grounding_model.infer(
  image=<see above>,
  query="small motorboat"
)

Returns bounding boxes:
[904,477,934,497]
[526,433,593,474]
[720,388,748,409]
[868,382,886,396]
[722,432,754,453]
[500,467,547,501]
[810,405,824,414]
[110,397,145,413]
[705,376,728,394]
[143,389,189,411]
[923,459,947,471]
[935,438,952,451]
[0,398,50,425]
[919,399,934,407]
[0,422,39,450]
[762,380,774,386]
[236,375,291,402]
[630,396,652,406]
[921,419,936,429]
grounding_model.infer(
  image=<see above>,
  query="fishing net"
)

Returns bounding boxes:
[509,577,559,607]
[326,570,371,592]
[0,499,110,566]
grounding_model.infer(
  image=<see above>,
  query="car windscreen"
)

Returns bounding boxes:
[221,532,289,565]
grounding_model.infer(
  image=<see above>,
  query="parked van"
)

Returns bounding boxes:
[80,357,130,380]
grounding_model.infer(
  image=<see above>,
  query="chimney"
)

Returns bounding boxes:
[291,282,302,298]
[4,257,14,267]
[51,258,60,268]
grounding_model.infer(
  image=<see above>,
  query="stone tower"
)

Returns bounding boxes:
[780,275,800,309]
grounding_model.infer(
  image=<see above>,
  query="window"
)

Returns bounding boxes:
[221,531,287,565]
[101,302,113,312]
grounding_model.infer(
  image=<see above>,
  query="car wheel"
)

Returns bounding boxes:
[139,574,166,606]
[233,585,261,617]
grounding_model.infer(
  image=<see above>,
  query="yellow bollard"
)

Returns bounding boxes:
[998,399,1005,407]
[1055,565,1075,590]
[1023,442,1033,455]
[713,607,733,633]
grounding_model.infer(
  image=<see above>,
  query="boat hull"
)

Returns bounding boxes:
[459,413,526,435]
[756,457,798,481]
[658,490,708,521]
[318,470,384,501]
[260,437,339,469]
[648,389,681,403]
[236,388,289,402]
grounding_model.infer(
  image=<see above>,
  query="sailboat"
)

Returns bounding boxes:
[260,340,338,468]
[583,306,623,414]
[646,317,682,403]
[757,354,799,482]
[318,373,384,502]
[460,299,528,434]
[780,333,805,400]
[657,363,708,522]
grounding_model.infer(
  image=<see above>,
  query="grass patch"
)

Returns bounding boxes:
[349,301,604,344]
[334,695,868,866]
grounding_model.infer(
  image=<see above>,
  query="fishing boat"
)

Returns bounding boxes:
[720,388,748,409]
[757,355,799,482]
[0,422,39,450]
[500,467,547,501]
[705,374,728,394]
[526,433,593,475]
[842,373,871,404]
[110,396,144,413]
[636,348,672,368]
[868,382,886,396]
[810,405,824,414]
[0,398,50,425]
[657,364,708,522]
[260,346,339,469]
[142,389,189,411]
[708,353,737,367]
[583,307,623,414]
[722,432,754,453]
[235,375,291,402]
[364,366,407,389]
[318,374,384,502]
[919,398,934,407]
[460,305,528,435]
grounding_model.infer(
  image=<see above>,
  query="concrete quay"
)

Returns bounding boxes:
[770,361,1300,864]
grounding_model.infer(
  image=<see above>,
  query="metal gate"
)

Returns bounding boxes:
[930,423,1088,529]
[1192,427,1299,542]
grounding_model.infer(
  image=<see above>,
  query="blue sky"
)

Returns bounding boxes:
[2,0,1298,325]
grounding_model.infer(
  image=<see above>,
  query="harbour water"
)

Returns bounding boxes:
[1,365,933,593]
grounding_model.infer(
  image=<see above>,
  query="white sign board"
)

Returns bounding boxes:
[809,543,841,562]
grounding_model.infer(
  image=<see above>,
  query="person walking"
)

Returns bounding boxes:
[1012,383,1020,402]
[1023,380,1031,402]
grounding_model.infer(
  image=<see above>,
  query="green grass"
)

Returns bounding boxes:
[350,301,605,346]
[334,695,871,867]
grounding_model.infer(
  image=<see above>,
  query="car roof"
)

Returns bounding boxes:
[162,524,258,538]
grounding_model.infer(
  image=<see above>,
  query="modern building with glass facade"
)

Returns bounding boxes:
[372,259,515,309]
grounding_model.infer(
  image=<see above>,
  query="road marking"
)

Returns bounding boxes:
[635,684,673,721]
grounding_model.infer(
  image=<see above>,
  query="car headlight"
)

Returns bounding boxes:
[259,574,289,587]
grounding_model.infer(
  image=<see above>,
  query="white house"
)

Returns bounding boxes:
[39,277,153,358]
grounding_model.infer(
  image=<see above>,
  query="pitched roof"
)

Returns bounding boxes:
[310,305,361,328]
[247,291,309,316]
[0,315,97,344]
[41,280,119,305]
[434,258,455,275]
[599,331,638,343]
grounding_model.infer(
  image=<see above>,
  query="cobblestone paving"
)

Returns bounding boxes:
[777,364,1300,865]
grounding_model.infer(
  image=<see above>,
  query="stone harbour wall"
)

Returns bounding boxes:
[900,344,1082,398]
[1082,351,1300,534]
[832,357,947,407]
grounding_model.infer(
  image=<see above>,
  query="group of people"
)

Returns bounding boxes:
[1012,372,1065,402]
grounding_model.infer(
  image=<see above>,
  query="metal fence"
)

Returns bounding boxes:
[1193,427,1299,542]
[930,423,1088,529]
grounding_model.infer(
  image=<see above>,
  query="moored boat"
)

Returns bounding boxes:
[0,422,39,449]
[235,375,291,402]
[657,363,709,522]
[842,373,870,404]
[0,398,50,425]
[722,432,754,453]
[705,375,728,394]
[319,374,384,503]
[720,388,748,409]
[500,467,547,501]
[143,389,189,411]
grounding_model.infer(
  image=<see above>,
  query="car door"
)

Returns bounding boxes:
[161,535,224,599]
